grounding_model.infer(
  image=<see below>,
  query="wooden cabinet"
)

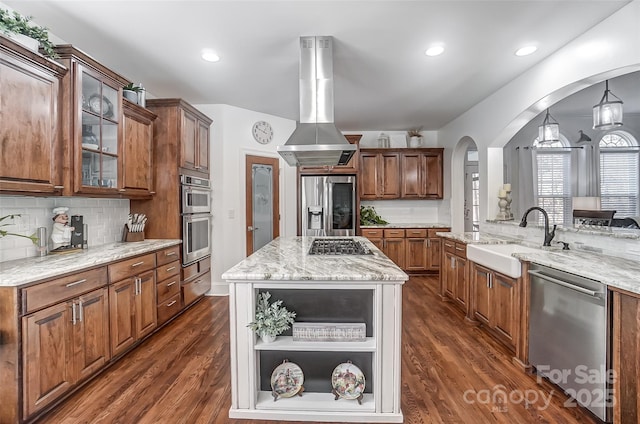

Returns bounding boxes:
[156,246,181,325]
[470,262,519,350]
[108,253,157,357]
[362,227,449,272]
[400,150,443,198]
[0,35,67,195]
[359,150,400,199]
[180,107,210,173]
[121,99,157,197]
[182,256,211,306]
[382,229,405,269]
[359,148,443,200]
[611,288,640,424]
[55,45,129,197]
[21,272,109,418]
[440,239,469,313]
[298,134,361,174]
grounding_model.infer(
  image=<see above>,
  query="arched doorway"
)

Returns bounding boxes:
[450,136,479,232]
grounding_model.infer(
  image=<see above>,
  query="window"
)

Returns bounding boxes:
[599,132,639,216]
[534,137,571,226]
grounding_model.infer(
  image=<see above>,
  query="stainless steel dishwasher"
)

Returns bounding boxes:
[528,264,612,422]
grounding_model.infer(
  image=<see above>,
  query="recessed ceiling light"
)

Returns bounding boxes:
[515,45,537,56]
[201,49,220,62]
[425,45,444,57]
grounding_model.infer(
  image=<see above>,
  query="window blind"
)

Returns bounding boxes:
[600,149,639,216]
[536,150,571,226]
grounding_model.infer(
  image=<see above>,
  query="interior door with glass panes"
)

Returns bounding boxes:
[79,65,120,192]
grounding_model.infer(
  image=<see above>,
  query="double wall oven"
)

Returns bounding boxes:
[180,175,212,265]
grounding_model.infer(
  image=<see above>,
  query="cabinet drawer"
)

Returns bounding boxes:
[361,228,383,238]
[182,257,210,282]
[443,239,456,254]
[454,242,467,259]
[156,245,180,266]
[23,267,107,314]
[384,229,405,238]
[183,271,211,305]
[428,228,450,237]
[157,293,181,325]
[157,276,180,304]
[108,253,156,282]
[156,260,180,282]
[405,229,427,238]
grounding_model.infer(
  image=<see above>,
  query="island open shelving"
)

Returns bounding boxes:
[223,237,408,423]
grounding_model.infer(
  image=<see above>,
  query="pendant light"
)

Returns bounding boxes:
[538,108,559,143]
[593,80,623,130]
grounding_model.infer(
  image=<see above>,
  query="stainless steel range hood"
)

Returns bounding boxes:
[278,36,356,167]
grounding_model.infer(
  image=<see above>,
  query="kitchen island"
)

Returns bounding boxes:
[222,236,408,423]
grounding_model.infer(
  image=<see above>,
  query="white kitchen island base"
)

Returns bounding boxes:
[223,237,408,423]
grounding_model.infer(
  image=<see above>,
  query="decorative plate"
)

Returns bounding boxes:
[331,361,365,401]
[270,360,304,400]
[88,94,114,119]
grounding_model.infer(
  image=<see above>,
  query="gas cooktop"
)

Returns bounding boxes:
[308,238,373,255]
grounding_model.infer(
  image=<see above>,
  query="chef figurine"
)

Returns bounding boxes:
[50,207,74,250]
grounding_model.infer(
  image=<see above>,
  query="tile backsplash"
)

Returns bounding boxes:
[0,196,129,263]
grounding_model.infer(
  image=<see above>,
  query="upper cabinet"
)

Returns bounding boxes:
[122,99,157,197]
[297,134,361,175]
[146,99,212,176]
[54,45,129,196]
[0,36,67,195]
[359,148,443,200]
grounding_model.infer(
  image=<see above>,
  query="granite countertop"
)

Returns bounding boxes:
[222,236,408,282]
[442,232,640,295]
[436,231,514,244]
[0,239,182,288]
[361,222,450,229]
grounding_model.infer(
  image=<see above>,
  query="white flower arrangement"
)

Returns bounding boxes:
[248,291,296,338]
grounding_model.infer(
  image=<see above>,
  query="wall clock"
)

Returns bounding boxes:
[252,120,274,144]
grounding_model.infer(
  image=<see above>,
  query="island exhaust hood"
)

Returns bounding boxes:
[277,36,356,167]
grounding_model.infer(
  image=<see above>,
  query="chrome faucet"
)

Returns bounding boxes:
[519,206,556,246]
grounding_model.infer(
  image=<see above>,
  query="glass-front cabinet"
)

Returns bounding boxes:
[55,45,128,196]
[80,66,120,190]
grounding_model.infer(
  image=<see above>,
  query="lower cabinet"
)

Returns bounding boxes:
[108,270,157,357]
[182,256,211,306]
[22,287,110,418]
[362,227,449,272]
[440,239,469,313]
[470,262,519,350]
[612,288,640,424]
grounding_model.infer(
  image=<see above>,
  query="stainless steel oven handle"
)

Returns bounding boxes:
[528,270,602,297]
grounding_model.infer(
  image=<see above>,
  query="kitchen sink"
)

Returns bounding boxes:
[466,243,543,278]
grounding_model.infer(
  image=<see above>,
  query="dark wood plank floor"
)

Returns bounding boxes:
[38,276,599,424]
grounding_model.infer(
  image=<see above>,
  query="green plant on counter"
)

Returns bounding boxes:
[0,214,38,244]
[247,291,296,338]
[360,206,388,226]
[0,8,57,59]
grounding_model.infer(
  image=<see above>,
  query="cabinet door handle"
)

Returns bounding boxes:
[450,257,456,269]
[131,261,145,267]
[167,281,177,287]
[166,300,177,307]
[166,266,176,272]
[426,239,431,248]
[488,274,493,289]
[78,300,83,322]
[135,277,140,295]
[66,278,87,287]
[71,302,77,325]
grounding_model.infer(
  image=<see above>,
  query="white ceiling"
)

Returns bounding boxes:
[4,0,633,131]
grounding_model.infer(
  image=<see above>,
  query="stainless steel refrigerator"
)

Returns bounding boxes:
[300,175,356,236]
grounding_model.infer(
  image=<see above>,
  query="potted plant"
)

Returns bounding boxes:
[0,8,56,59]
[247,291,296,343]
[123,83,142,104]
[407,127,424,147]
[360,206,388,226]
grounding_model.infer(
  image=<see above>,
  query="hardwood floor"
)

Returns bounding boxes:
[38,276,599,424]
